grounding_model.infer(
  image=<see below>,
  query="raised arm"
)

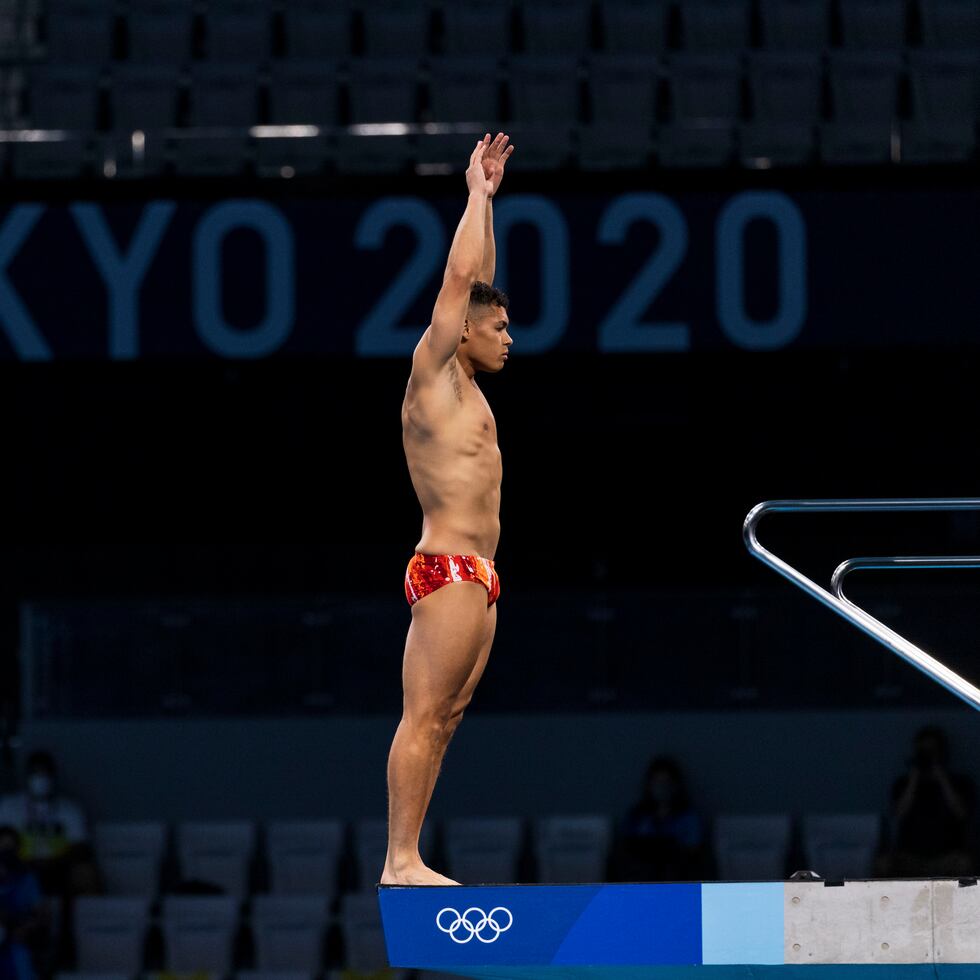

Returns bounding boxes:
[477,132,514,285]
[479,197,495,285]
[414,141,491,375]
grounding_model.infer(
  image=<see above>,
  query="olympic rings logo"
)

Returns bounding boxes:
[436,905,514,944]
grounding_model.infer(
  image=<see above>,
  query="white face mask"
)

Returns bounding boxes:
[27,772,53,798]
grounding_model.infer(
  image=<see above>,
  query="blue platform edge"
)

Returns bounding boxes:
[376,882,978,979]
[433,968,980,979]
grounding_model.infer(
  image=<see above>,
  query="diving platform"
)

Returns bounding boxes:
[377,879,980,978]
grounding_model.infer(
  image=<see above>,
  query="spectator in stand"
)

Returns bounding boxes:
[875,725,977,877]
[0,825,49,980]
[0,750,97,897]
[613,754,706,881]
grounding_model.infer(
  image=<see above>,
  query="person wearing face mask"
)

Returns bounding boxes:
[0,825,49,980]
[612,755,706,882]
[0,750,90,896]
[874,725,977,877]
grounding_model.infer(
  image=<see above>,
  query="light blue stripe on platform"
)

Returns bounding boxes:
[701,882,785,965]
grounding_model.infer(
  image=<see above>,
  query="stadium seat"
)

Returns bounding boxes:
[73,896,152,973]
[56,973,131,980]
[160,895,240,973]
[747,52,823,123]
[204,0,272,63]
[188,64,259,128]
[738,121,816,165]
[600,0,670,55]
[26,65,101,130]
[0,0,36,58]
[347,57,421,124]
[838,0,908,48]
[678,0,752,52]
[919,0,980,49]
[532,814,612,883]
[521,0,593,55]
[658,120,735,165]
[800,813,881,878]
[109,66,180,132]
[415,131,489,174]
[282,2,352,60]
[0,5,17,56]
[175,819,257,896]
[338,891,389,972]
[172,133,252,175]
[900,118,975,161]
[668,52,743,122]
[254,133,329,177]
[361,0,433,57]
[819,119,895,162]
[440,1,512,57]
[758,0,830,51]
[444,816,524,883]
[266,819,345,896]
[587,54,660,125]
[827,50,903,123]
[268,61,340,126]
[711,814,792,879]
[250,894,330,972]
[237,973,312,980]
[0,66,25,127]
[333,131,414,174]
[125,0,194,65]
[10,136,90,178]
[497,123,575,170]
[908,50,980,121]
[427,56,502,125]
[43,0,115,64]
[507,54,582,125]
[93,821,167,896]
[353,816,436,889]
[577,122,654,170]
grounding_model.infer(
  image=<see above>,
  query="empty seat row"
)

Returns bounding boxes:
[87,812,879,897]
[87,815,612,898]
[712,812,883,880]
[26,0,980,66]
[71,892,386,975]
[7,116,976,179]
[56,973,397,980]
[13,50,980,133]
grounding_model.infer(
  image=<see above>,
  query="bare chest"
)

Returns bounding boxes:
[403,376,499,457]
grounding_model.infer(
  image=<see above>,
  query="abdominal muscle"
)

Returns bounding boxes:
[402,375,502,560]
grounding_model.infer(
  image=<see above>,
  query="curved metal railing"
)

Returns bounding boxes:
[743,499,980,712]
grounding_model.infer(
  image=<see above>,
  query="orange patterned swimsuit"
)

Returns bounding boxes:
[404,553,501,608]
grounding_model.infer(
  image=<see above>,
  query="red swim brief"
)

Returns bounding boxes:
[404,552,500,608]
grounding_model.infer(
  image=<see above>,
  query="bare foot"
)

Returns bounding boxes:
[379,863,461,886]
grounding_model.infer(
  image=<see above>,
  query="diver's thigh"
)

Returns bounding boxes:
[402,581,491,719]
[453,600,497,711]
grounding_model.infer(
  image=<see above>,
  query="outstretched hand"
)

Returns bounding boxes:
[465,138,492,196]
[480,132,514,198]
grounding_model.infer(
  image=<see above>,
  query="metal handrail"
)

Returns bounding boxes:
[833,556,980,601]
[743,499,980,712]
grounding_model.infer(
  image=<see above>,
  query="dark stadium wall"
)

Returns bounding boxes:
[11,708,979,827]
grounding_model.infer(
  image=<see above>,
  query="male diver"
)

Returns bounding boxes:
[381,133,515,886]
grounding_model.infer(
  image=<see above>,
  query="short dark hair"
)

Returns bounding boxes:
[469,281,509,312]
